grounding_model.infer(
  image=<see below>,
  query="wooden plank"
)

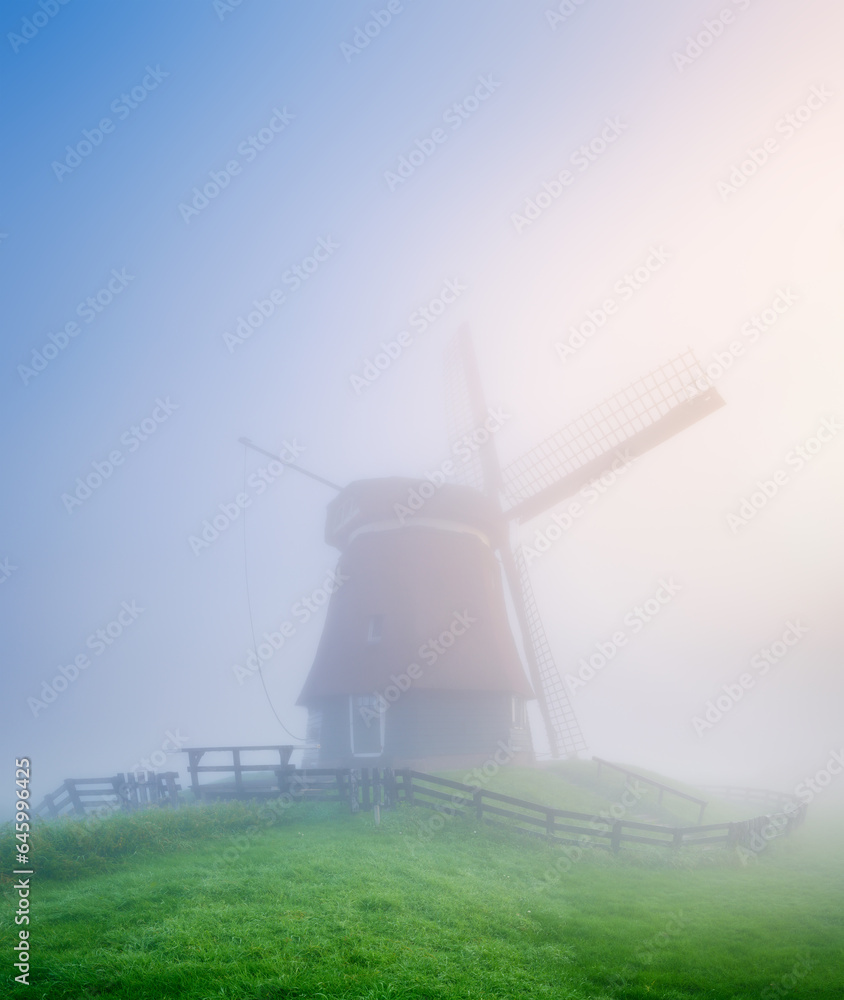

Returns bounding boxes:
[180,745,295,753]
[413,787,471,807]
[592,756,707,807]
[480,803,546,827]
[619,832,676,847]
[615,817,686,833]
[480,788,553,810]
[552,821,610,840]
[162,772,180,807]
[66,780,85,816]
[405,770,475,793]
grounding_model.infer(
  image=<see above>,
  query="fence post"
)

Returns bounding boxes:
[67,780,84,816]
[403,771,414,805]
[349,770,360,814]
[383,768,395,808]
[361,769,371,811]
[611,820,622,854]
[163,772,180,807]
[233,749,243,798]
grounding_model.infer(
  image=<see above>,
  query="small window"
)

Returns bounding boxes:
[367,615,384,643]
[511,696,526,728]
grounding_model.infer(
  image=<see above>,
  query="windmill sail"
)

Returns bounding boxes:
[444,326,581,759]
[443,330,488,492]
[515,547,587,758]
[502,350,725,523]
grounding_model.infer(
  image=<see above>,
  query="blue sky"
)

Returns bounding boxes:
[2,0,843,811]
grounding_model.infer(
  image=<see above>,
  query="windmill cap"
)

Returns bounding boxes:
[325,478,505,550]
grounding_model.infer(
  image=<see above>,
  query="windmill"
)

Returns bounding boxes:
[256,331,724,770]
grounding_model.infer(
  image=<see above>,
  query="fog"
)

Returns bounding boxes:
[2,0,843,818]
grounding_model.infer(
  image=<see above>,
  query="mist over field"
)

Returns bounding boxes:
[2,0,843,817]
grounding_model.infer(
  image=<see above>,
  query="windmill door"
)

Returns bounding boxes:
[349,695,385,757]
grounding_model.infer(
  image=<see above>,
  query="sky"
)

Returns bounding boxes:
[2,0,843,815]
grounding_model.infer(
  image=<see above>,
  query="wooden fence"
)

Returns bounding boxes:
[36,771,181,819]
[701,785,802,810]
[593,756,708,823]
[181,745,296,801]
[33,748,807,857]
[395,769,807,853]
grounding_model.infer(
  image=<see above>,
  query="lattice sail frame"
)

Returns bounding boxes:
[443,331,488,492]
[515,547,587,758]
[501,350,717,513]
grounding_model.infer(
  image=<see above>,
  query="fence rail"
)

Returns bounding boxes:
[33,749,807,858]
[394,769,807,854]
[36,771,181,819]
[181,745,296,801]
[701,785,802,809]
[592,756,708,823]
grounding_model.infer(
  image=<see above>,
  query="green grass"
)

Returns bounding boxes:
[3,773,842,999]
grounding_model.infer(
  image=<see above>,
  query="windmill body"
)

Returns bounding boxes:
[288,336,724,770]
[297,478,535,770]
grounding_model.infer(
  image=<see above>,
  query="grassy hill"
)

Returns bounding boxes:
[3,768,842,999]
